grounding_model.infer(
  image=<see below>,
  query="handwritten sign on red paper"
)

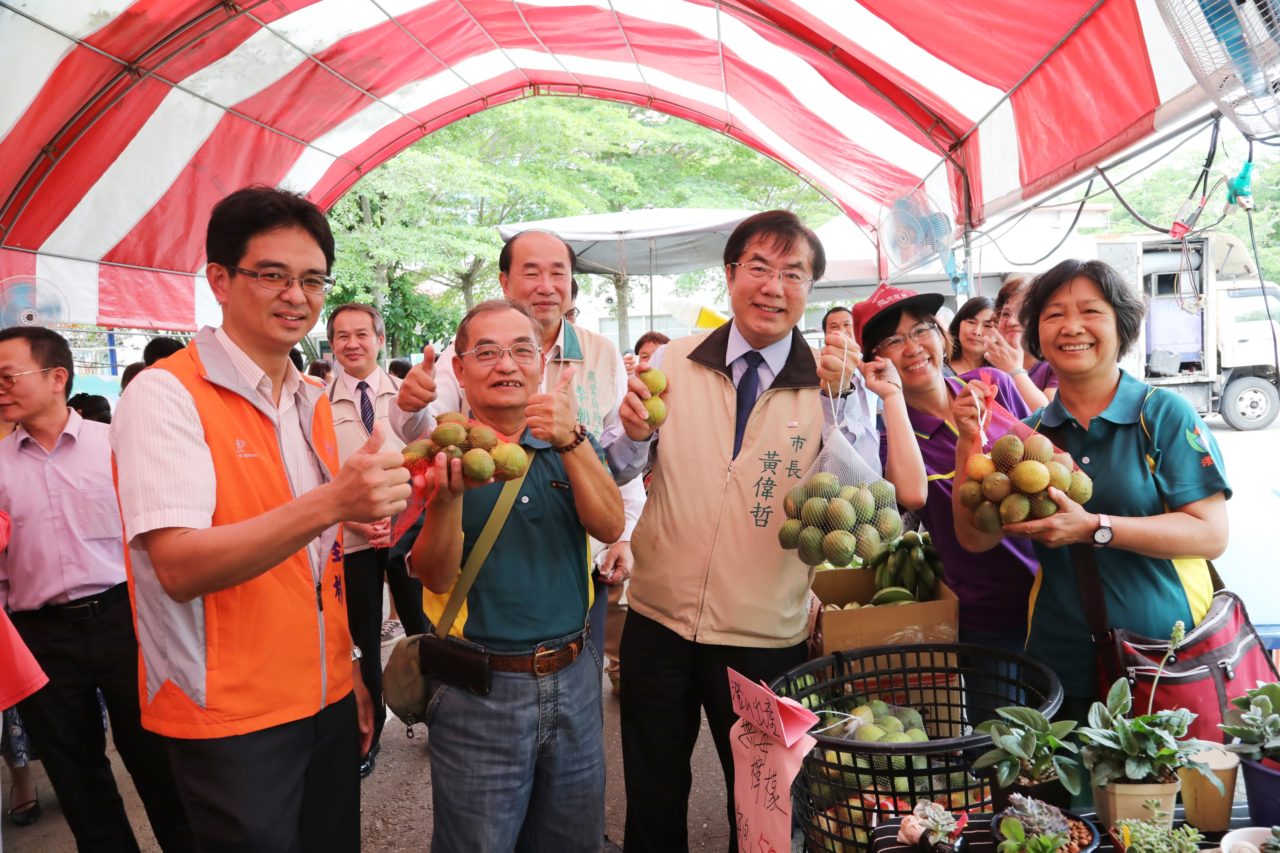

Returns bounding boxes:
[727,668,819,853]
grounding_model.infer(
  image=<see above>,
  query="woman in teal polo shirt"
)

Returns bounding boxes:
[951,259,1230,712]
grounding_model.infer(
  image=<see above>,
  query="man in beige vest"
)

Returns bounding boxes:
[391,230,646,662]
[603,210,926,851]
[325,302,432,778]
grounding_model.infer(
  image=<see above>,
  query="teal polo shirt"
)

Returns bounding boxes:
[1023,370,1231,698]
[424,429,598,652]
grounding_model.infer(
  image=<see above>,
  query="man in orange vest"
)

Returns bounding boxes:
[110,186,412,851]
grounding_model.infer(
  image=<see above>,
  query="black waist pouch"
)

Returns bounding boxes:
[419,634,492,695]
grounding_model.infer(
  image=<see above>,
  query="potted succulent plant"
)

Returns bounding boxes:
[1112,800,1204,852]
[989,794,1099,853]
[1075,678,1222,828]
[973,706,1083,811]
[1221,681,1280,827]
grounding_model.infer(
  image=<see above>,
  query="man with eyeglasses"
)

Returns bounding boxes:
[0,326,195,851]
[110,186,411,851]
[602,210,925,852]
[392,229,645,668]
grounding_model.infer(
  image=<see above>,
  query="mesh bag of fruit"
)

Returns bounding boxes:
[384,412,531,545]
[777,403,901,569]
[956,370,1093,533]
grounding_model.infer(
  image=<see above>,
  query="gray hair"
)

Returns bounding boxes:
[326,302,385,342]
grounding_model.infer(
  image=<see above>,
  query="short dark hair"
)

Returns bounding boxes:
[947,296,994,361]
[723,210,826,283]
[143,336,185,365]
[498,230,577,275]
[326,302,385,343]
[1020,259,1145,360]
[454,300,539,353]
[388,358,411,380]
[68,393,112,424]
[306,360,332,380]
[206,185,335,272]
[120,361,146,390]
[634,331,670,353]
[0,326,74,398]
[821,306,852,333]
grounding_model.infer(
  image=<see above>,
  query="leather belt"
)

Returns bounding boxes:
[489,637,585,677]
[34,583,129,622]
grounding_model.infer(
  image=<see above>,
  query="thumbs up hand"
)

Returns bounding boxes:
[331,426,412,523]
[526,364,579,448]
[396,345,437,413]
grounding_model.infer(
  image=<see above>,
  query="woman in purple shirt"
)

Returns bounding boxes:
[852,285,1037,657]
[984,275,1058,411]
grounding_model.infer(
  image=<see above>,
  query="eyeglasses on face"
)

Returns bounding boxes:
[728,262,812,290]
[0,367,54,390]
[226,265,334,295]
[874,323,939,355]
[565,308,580,321]
[458,343,541,365]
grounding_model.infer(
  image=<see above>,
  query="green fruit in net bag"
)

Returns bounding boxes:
[1010,460,1051,494]
[991,433,1024,469]
[1068,469,1094,504]
[868,479,896,506]
[778,518,803,549]
[822,530,858,566]
[801,497,829,527]
[956,479,984,509]
[874,507,903,540]
[1029,491,1058,519]
[999,493,1031,524]
[783,485,805,519]
[467,424,499,452]
[1045,460,1072,492]
[854,525,882,560]
[1023,433,1055,464]
[401,439,435,464]
[850,486,876,522]
[491,442,529,480]
[436,411,468,426]
[461,448,495,482]
[974,501,1002,534]
[981,471,1012,502]
[797,526,826,566]
[825,498,858,532]
[431,422,467,448]
[808,472,840,499]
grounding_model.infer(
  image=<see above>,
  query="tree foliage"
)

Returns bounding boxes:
[326,96,834,351]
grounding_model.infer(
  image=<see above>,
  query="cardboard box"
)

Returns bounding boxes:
[811,568,958,656]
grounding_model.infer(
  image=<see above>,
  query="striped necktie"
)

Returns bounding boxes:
[356,380,374,433]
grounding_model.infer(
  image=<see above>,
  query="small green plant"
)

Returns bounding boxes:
[1146,620,1185,715]
[1114,799,1203,852]
[995,817,1067,853]
[973,707,1083,794]
[1220,681,1280,762]
[995,794,1070,836]
[1076,678,1223,790]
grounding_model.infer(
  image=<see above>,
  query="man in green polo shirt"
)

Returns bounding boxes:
[406,299,624,851]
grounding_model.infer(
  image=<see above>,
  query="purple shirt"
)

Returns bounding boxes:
[1028,360,1058,392]
[0,410,125,612]
[880,368,1038,634]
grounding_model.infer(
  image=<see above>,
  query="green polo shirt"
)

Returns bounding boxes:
[1023,370,1231,698]
[424,429,599,652]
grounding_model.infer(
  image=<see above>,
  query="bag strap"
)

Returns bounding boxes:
[1037,421,1121,685]
[436,448,535,637]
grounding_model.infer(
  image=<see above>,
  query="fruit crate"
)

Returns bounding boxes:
[771,643,1062,852]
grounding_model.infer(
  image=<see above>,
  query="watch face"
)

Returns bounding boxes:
[1093,526,1113,545]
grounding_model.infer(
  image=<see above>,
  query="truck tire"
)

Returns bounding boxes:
[1220,376,1280,431]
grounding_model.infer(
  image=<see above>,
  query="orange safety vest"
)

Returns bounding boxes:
[119,334,353,739]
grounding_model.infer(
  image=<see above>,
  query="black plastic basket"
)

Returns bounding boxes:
[770,642,1062,853]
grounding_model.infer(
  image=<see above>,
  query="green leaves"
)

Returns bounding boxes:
[974,707,1082,790]
[1222,681,1280,762]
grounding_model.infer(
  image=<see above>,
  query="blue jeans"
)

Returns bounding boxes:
[425,634,605,852]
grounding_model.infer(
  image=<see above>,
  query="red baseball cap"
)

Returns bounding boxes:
[852,284,945,349]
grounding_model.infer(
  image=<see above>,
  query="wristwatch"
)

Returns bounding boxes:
[1092,514,1113,548]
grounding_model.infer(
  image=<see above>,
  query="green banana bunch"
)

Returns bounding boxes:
[867,529,944,602]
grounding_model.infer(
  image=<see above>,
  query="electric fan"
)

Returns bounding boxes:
[1158,0,1280,138]
[877,189,967,293]
[0,276,71,328]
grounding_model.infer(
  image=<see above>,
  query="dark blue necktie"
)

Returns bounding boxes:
[356,380,375,433]
[733,351,765,459]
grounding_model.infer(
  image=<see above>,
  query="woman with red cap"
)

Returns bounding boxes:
[852,285,1038,658]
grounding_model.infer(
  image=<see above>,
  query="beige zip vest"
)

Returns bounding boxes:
[629,325,824,647]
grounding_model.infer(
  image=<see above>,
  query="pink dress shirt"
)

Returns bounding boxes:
[0,410,126,612]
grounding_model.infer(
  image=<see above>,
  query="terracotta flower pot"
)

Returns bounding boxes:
[1090,779,1179,830]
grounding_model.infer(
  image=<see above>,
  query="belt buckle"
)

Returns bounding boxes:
[532,645,559,677]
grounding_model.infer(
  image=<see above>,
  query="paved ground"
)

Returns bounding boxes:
[0,644,733,852]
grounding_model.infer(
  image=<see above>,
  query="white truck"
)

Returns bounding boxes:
[1098,232,1280,431]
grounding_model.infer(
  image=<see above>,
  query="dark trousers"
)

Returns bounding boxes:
[12,587,195,853]
[384,524,430,638]
[619,610,807,853]
[344,546,408,753]
[165,693,359,853]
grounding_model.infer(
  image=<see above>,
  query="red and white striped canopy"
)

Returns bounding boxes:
[0,0,1210,330]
